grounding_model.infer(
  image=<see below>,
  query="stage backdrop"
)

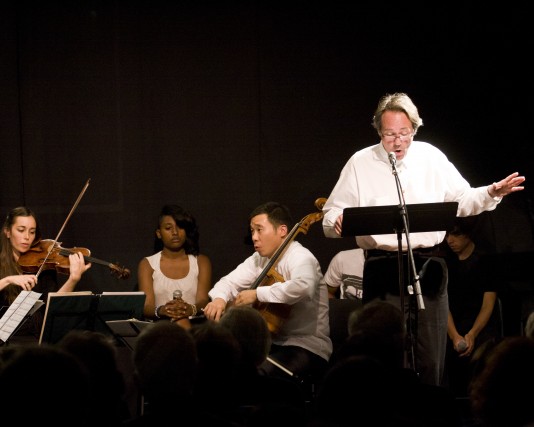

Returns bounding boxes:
[1,2,532,332]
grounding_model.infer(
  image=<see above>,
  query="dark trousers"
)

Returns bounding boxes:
[362,252,449,387]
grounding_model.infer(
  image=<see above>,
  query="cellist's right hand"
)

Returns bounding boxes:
[203,298,226,321]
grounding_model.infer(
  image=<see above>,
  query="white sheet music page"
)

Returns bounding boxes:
[0,290,42,343]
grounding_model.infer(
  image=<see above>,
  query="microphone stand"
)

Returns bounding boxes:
[388,152,425,372]
[388,152,425,311]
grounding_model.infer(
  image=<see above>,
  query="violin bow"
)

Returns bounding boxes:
[35,178,91,278]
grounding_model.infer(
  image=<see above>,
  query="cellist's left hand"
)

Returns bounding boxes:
[235,289,257,306]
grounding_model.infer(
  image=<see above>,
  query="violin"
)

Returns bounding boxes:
[251,197,327,334]
[18,239,130,280]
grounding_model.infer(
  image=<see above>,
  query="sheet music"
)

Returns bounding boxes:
[0,291,42,343]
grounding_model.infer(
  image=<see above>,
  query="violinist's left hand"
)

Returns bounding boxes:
[68,251,92,281]
[235,289,257,306]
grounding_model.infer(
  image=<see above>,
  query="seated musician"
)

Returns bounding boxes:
[203,201,332,384]
[0,206,92,340]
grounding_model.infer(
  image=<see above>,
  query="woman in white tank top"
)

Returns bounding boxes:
[138,204,212,329]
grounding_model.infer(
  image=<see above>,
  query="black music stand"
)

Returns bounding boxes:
[341,202,458,238]
[341,202,458,370]
[39,292,146,345]
[105,318,152,350]
[342,201,458,301]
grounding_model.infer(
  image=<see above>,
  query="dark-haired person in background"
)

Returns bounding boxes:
[442,216,500,398]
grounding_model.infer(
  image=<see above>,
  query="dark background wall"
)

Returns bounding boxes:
[1,1,533,331]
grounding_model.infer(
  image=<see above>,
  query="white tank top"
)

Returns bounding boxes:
[145,252,199,306]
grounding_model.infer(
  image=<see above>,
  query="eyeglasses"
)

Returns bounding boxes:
[381,129,414,141]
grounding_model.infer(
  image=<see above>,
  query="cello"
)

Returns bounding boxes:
[251,197,327,334]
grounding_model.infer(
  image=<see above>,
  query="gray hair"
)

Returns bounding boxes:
[372,92,423,136]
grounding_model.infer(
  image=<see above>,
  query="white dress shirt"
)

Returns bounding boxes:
[322,141,501,250]
[209,240,332,361]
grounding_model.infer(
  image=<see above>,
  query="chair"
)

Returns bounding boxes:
[328,298,362,353]
[300,298,362,403]
[494,296,504,338]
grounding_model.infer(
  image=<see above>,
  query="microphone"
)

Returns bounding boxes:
[388,152,396,166]
[173,290,183,300]
[456,340,467,352]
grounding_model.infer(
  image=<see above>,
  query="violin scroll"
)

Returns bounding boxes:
[107,262,131,280]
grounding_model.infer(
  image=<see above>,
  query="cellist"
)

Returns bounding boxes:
[203,201,332,384]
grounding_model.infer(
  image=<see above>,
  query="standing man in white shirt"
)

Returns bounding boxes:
[322,92,525,386]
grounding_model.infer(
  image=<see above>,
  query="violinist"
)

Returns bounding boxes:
[0,207,92,337]
[203,201,332,384]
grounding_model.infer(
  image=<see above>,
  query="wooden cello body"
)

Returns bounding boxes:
[251,198,326,334]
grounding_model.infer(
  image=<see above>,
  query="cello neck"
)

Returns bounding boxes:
[250,222,300,290]
[250,198,326,290]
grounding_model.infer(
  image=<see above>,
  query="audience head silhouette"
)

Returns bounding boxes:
[132,321,197,407]
[325,298,461,426]
[219,305,271,369]
[333,299,406,368]
[0,343,90,426]
[189,319,241,393]
[470,336,534,427]
[57,329,127,424]
[315,354,392,426]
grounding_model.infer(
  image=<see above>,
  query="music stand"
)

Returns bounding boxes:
[341,202,458,370]
[342,201,458,301]
[341,202,459,237]
[38,292,95,345]
[39,291,146,345]
[92,292,146,335]
[105,318,152,351]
